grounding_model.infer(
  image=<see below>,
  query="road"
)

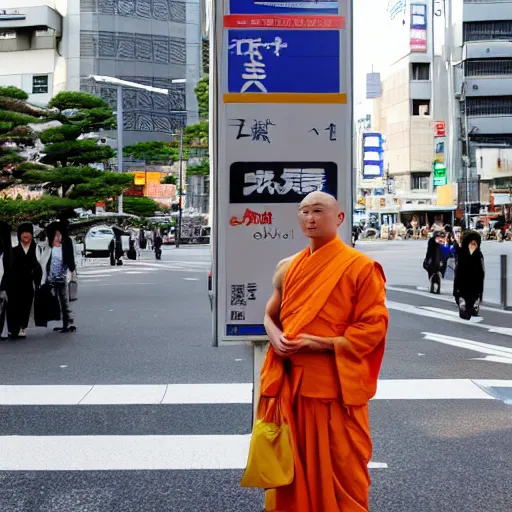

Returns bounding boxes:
[0,244,511,511]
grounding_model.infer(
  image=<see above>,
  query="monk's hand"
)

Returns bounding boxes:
[277,334,302,355]
[295,333,336,352]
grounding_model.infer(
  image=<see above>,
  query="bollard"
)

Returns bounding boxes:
[501,254,509,310]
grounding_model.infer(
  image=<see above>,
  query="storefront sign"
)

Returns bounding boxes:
[230,0,339,15]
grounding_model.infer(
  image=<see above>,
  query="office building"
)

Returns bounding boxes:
[0,1,202,145]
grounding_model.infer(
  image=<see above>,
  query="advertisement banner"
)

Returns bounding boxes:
[229,0,339,15]
[227,29,340,94]
[410,28,427,52]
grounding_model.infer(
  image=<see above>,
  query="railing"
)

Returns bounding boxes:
[466,59,512,77]
[464,20,512,42]
[462,96,512,116]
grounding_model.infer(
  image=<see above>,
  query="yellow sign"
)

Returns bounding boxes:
[134,172,146,185]
[146,172,162,184]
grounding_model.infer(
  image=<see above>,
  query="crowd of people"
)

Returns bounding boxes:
[423,225,485,320]
[0,220,77,340]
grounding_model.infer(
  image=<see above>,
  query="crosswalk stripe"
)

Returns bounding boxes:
[1,380,509,406]
[0,435,388,472]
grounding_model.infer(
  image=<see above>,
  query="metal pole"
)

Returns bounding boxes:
[501,254,508,310]
[176,121,183,248]
[464,84,470,229]
[117,85,124,214]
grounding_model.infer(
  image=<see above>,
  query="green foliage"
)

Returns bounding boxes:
[49,91,109,111]
[0,109,39,125]
[194,75,209,120]
[201,38,209,74]
[0,150,24,166]
[187,159,209,176]
[123,141,184,162]
[39,125,82,144]
[161,174,177,185]
[0,86,28,101]
[0,97,47,118]
[65,107,116,131]
[0,196,83,225]
[122,197,160,217]
[183,121,208,146]
[0,122,14,134]
[41,139,115,167]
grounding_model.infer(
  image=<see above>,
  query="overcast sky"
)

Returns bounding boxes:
[354,0,389,117]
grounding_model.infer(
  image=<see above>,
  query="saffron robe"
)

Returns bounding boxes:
[259,237,388,512]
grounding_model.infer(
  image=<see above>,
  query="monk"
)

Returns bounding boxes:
[258,191,389,512]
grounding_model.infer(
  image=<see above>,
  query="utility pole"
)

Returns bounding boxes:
[117,85,123,214]
[176,120,184,249]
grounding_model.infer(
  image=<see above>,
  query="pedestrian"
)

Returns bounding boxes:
[39,222,77,333]
[154,231,163,260]
[0,221,12,339]
[454,230,485,320]
[423,230,447,294]
[7,223,42,338]
[241,191,388,512]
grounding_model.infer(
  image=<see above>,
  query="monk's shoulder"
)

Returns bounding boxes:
[273,253,299,289]
[341,245,385,280]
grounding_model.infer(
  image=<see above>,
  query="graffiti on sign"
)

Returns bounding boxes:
[229,118,275,142]
[230,208,273,226]
[228,36,288,93]
[227,30,340,94]
[309,123,337,141]
[253,226,296,241]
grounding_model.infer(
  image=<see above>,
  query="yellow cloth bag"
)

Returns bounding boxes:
[240,396,294,489]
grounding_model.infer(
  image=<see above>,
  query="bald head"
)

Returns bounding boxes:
[298,192,345,243]
[299,192,342,213]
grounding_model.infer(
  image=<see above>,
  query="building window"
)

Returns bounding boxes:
[412,99,430,116]
[411,63,430,80]
[32,75,48,94]
[411,173,430,191]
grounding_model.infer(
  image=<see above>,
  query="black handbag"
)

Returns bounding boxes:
[34,285,61,327]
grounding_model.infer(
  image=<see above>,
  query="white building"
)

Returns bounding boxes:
[0,1,202,144]
[369,0,512,224]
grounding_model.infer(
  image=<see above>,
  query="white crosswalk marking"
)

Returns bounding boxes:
[77,258,209,282]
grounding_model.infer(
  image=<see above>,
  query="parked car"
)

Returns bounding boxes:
[84,225,114,257]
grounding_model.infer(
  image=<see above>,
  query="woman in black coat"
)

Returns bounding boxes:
[0,221,12,339]
[423,231,446,294]
[453,231,485,319]
[8,223,42,338]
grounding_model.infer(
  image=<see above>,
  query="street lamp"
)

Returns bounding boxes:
[171,77,187,248]
[87,75,169,214]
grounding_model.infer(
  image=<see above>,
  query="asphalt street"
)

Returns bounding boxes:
[0,243,511,512]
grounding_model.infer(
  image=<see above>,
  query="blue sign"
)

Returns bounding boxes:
[362,132,385,179]
[227,30,340,94]
[410,4,427,29]
[230,0,339,15]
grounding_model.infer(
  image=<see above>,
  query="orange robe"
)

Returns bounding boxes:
[259,237,388,512]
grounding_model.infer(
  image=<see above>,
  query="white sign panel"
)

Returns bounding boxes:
[211,2,352,344]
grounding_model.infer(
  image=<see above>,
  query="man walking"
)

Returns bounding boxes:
[253,191,389,511]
